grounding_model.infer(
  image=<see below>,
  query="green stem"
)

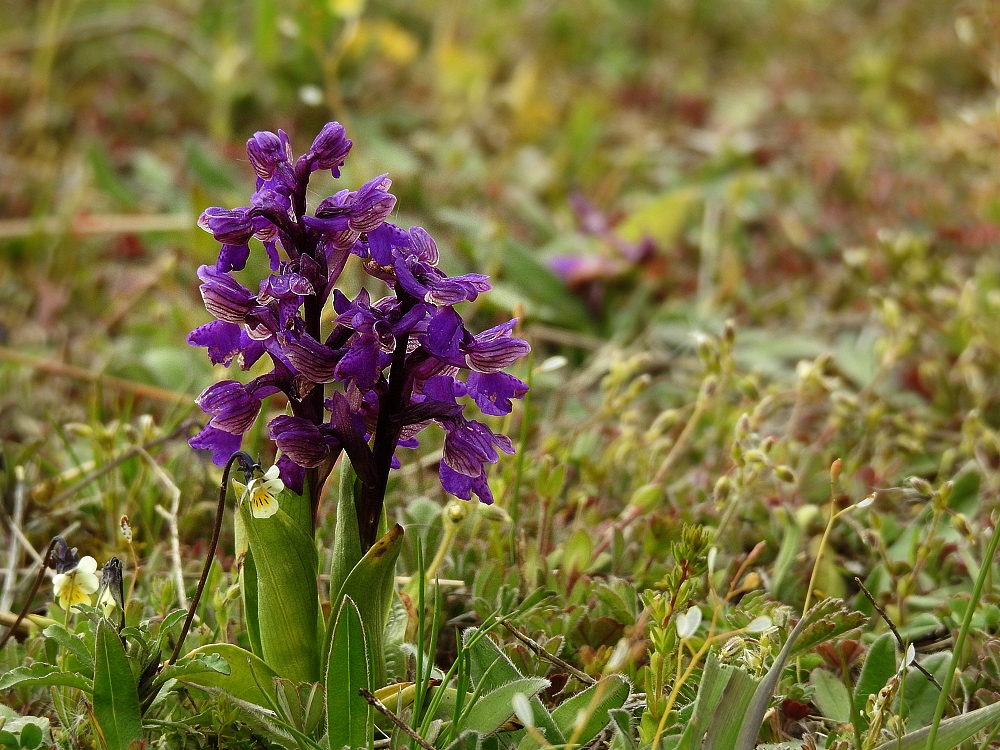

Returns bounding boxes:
[925,515,1000,750]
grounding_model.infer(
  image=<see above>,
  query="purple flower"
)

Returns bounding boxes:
[195,381,262,435]
[269,415,338,468]
[190,424,244,467]
[247,130,293,181]
[198,266,256,324]
[189,122,529,542]
[464,319,531,372]
[466,371,528,416]
[308,122,352,177]
[440,462,495,504]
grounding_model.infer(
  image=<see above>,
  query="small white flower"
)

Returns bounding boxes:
[52,556,100,610]
[745,615,773,634]
[675,606,703,639]
[235,465,284,519]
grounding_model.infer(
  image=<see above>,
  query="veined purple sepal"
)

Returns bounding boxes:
[198,265,255,324]
[195,381,262,435]
[269,415,338,468]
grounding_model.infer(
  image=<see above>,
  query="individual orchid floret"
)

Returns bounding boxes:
[52,555,100,610]
[233,464,284,519]
[198,207,263,245]
[198,266,256,324]
[195,381,262,435]
[307,121,352,176]
[247,130,293,182]
[269,415,340,468]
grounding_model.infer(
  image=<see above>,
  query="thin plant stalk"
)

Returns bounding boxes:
[167,451,248,666]
[924,513,1000,750]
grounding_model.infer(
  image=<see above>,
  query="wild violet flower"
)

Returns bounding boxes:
[52,555,99,610]
[189,122,529,547]
[233,464,284,519]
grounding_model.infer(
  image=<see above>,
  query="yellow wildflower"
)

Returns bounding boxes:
[52,556,100,610]
[233,464,284,519]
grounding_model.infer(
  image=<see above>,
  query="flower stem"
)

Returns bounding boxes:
[925,511,1000,750]
[167,451,248,666]
[361,325,411,549]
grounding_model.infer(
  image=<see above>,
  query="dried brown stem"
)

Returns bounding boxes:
[502,620,596,685]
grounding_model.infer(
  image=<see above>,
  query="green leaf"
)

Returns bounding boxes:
[155,653,230,685]
[93,619,143,750]
[460,676,549,736]
[235,510,263,659]
[463,628,565,747]
[238,497,320,683]
[176,644,280,708]
[809,669,851,724]
[549,674,630,746]
[675,652,735,750]
[870,700,1000,750]
[701,659,759,750]
[16,723,41,750]
[326,524,404,690]
[151,609,190,657]
[853,633,896,730]
[0,662,92,693]
[445,731,483,750]
[328,458,365,619]
[899,653,950,728]
[41,624,94,674]
[734,599,824,750]
[325,597,372,750]
[608,707,637,750]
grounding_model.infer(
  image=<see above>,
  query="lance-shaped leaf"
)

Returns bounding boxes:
[734,601,839,750]
[175,644,280,708]
[93,619,143,750]
[328,458,364,614]
[238,496,320,684]
[326,596,372,750]
[548,674,631,748]
[871,700,1000,750]
[325,523,404,690]
[41,623,94,675]
[463,628,565,747]
[853,633,896,731]
[0,663,92,693]
[458,677,548,736]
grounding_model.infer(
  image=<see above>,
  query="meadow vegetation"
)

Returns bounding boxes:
[2,1,1000,748]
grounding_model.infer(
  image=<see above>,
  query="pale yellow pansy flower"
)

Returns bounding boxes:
[52,555,100,610]
[233,464,284,519]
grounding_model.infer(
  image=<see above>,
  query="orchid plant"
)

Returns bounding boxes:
[189,121,529,548]
[173,122,530,720]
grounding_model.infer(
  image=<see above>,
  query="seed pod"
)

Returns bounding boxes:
[773,465,796,484]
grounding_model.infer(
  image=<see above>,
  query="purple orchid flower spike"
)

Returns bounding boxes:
[189,122,530,548]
